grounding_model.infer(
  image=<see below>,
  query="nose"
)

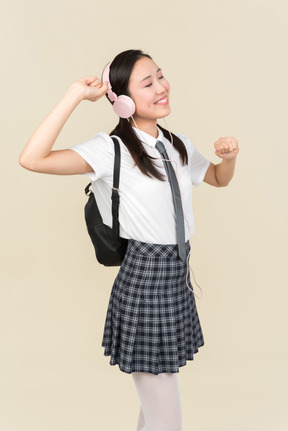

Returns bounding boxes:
[155,79,167,94]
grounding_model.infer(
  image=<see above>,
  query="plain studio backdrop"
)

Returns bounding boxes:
[1,1,287,430]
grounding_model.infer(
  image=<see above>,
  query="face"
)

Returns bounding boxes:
[128,57,171,126]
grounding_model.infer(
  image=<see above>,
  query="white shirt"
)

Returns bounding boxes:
[70,127,210,244]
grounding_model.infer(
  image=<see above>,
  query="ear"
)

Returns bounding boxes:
[113,95,136,118]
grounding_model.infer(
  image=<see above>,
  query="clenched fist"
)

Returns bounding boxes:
[71,76,108,102]
[214,137,239,160]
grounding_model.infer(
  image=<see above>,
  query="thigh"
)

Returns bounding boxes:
[132,372,182,431]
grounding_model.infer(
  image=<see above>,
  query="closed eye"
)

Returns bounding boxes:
[145,76,164,87]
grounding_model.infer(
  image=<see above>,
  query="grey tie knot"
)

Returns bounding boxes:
[155,140,166,155]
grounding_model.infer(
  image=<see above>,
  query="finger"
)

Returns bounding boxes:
[214,140,222,150]
[215,148,225,158]
[223,137,230,151]
[232,138,238,150]
[215,138,227,149]
[89,81,102,88]
[85,76,98,85]
[215,142,227,153]
[87,77,102,87]
[215,137,239,154]
[100,81,108,91]
[97,82,109,96]
[223,139,233,153]
[215,144,223,153]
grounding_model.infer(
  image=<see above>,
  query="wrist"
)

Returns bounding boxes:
[66,82,86,104]
[220,153,238,164]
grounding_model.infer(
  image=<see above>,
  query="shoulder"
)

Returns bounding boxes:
[94,132,127,151]
[175,133,194,156]
[175,133,189,142]
[175,133,206,157]
[71,131,117,156]
[82,132,130,159]
[175,133,192,148]
[175,132,209,173]
[86,131,113,150]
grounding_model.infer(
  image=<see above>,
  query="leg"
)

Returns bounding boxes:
[136,405,145,431]
[132,372,182,431]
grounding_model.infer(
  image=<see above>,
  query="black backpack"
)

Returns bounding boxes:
[84,136,128,266]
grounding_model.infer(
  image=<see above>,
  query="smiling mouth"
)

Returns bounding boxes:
[155,97,168,105]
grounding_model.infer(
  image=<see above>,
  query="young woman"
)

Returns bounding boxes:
[19,49,239,431]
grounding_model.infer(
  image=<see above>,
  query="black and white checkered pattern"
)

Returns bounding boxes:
[101,239,204,375]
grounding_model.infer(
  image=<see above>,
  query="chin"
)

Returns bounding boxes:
[158,107,171,119]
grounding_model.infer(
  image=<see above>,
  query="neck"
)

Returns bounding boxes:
[131,117,158,138]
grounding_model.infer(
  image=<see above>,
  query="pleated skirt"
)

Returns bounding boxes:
[101,239,204,375]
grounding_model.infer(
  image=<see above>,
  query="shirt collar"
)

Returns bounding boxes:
[132,126,164,148]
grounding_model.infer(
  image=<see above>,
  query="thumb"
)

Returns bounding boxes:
[98,81,108,95]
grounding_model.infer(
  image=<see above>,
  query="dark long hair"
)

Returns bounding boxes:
[108,49,188,180]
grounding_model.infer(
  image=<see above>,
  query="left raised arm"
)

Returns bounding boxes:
[203,136,239,187]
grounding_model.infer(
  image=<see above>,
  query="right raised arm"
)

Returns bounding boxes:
[19,77,108,175]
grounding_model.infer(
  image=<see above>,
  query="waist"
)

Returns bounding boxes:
[126,239,191,258]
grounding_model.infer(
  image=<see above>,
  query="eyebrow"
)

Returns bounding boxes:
[140,68,162,83]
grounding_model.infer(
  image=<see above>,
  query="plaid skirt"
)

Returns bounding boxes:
[101,239,204,375]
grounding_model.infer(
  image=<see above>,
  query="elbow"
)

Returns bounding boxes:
[213,175,231,187]
[215,173,233,187]
[19,153,27,169]
[19,153,29,170]
[19,153,36,171]
[216,180,230,188]
[19,153,26,168]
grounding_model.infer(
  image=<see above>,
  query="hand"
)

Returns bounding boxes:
[71,76,108,102]
[214,136,239,160]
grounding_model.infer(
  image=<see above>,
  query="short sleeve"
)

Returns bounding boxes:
[69,132,114,181]
[177,134,210,187]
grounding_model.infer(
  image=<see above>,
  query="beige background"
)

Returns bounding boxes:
[1,0,287,430]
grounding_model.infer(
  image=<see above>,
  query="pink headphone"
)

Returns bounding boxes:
[102,62,136,119]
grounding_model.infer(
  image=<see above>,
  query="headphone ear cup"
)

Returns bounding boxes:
[113,95,135,119]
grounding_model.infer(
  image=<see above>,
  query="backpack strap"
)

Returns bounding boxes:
[111,136,121,243]
[84,136,122,244]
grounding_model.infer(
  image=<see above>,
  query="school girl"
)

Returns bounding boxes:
[19,49,239,431]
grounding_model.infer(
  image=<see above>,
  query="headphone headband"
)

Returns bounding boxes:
[102,62,117,103]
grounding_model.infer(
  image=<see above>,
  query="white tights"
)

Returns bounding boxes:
[132,372,182,431]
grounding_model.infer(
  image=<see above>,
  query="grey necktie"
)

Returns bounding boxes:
[155,141,186,262]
